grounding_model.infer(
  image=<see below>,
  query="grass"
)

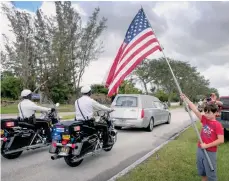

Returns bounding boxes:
[117,122,229,181]
[1,103,182,114]
[169,105,183,110]
[61,114,75,120]
[0,104,75,114]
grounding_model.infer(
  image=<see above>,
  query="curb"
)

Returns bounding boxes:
[107,124,192,181]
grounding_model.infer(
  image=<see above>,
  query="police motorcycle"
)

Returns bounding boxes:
[1,95,60,159]
[49,110,117,167]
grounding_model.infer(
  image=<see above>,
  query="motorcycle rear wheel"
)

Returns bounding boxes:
[1,151,23,159]
[64,155,83,167]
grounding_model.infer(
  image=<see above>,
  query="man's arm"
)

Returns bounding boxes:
[30,102,51,112]
[215,100,223,106]
[92,99,112,112]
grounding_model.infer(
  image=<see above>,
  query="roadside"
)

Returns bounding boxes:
[1,103,183,115]
[61,114,75,120]
[116,122,229,181]
[0,104,74,114]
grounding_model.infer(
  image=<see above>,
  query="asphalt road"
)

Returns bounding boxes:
[1,108,197,181]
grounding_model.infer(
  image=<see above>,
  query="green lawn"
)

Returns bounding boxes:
[0,104,75,114]
[169,105,183,110]
[117,122,229,181]
[1,103,182,114]
[61,114,75,120]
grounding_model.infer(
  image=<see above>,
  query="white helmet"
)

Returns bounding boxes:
[81,85,91,94]
[21,89,32,97]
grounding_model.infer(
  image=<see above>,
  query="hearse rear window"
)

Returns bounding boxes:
[115,96,138,107]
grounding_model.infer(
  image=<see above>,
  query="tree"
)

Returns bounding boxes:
[206,88,220,98]
[133,59,153,94]
[74,7,107,90]
[118,80,142,94]
[1,1,107,103]
[134,57,211,104]
[91,84,108,94]
[1,4,37,90]
[153,89,169,102]
[1,72,23,99]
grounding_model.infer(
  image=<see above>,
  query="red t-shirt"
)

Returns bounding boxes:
[197,115,224,152]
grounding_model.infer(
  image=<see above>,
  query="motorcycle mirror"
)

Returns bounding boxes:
[55,103,60,107]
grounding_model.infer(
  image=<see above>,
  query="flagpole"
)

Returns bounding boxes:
[141,7,214,171]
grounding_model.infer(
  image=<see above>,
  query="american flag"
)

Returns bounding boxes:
[105,8,162,96]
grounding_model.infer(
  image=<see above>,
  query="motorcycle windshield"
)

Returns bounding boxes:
[32,92,55,108]
[32,92,58,118]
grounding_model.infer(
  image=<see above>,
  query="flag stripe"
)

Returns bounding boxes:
[108,46,160,96]
[109,43,159,90]
[105,43,125,87]
[118,30,154,63]
[115,32,156,74]
[113,38,159,79]
[108,43,160,92]
[105,30,152,87]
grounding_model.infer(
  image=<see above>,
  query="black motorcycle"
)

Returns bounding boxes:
[49,110,117,167]
[1,103,60,159]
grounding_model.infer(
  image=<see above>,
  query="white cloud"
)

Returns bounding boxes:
[72,3,87,16]
[39,1,56,17]
[39,1,87,17]
[201,64,229,94]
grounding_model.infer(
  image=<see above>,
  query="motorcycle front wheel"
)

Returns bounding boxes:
[64,155,83,167]
[103,134,117,152]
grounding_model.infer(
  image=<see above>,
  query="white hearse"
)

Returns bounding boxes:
[110,94,171,131]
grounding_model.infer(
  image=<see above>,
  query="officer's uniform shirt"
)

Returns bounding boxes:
[75,95,112,120]
[18,99,51,119]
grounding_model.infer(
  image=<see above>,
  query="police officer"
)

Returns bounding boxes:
[75,85,113,148]
[18,89,52,120]
[18,89,53,141]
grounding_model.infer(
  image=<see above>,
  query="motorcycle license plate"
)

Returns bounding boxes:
[62,135,70,140]
[59,147,70,156]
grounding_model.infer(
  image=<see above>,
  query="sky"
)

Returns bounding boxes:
[0,1,229,96]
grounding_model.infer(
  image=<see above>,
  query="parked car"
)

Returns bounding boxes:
[110,94,171,132]
[217,96,229,137]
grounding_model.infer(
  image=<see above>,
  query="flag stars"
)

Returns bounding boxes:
[123,9,151,43]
